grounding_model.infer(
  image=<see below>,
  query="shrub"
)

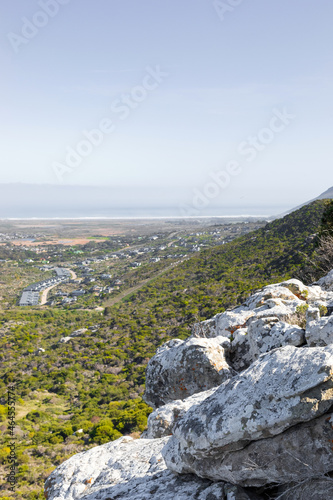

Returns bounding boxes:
[89,418,122,444]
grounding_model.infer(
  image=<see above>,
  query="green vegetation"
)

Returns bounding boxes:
[321,199,333,236]
[0,199,331,498]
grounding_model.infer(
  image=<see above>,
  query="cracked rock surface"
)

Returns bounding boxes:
[143,336,234,408]
[163,345,333,460]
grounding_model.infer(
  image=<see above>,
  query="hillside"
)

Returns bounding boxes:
[0,199,331,499]
[281,185,333,216]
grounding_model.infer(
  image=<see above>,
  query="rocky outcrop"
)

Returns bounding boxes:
[144,336,234,408]
[316,269,333,291]
[247,318,305,359]
[164,412,333,487]
[44,436,167,499]
[44,435,260,500]
[276,478,333,500]
[191,317,217,338]
[45,268,333,500]
[306,313,333,346]
[192,278,333,372]
[163,345,333,462]
[143,388,217,439]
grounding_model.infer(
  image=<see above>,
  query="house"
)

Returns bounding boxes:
[19,291,40,306]
[62,297,77,305]
[84,277,95,284]
[71,290,86,297]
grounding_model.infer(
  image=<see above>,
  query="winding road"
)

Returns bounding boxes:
[40,269,77,305]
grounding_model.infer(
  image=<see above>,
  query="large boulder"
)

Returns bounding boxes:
[44,435,260,500]
[144,336,234,409]
[163,345,333,466]
[163,412,333,487]
[192,308,254,339]
[278,278,311,300]
[226,315,305,373]
[244,285,302,313]
[192,284,305,344]
[276,478,333,500]
[247,317,305,359]
[253,298,301,321]
[215,308,255,337]
[316,269,333,291]
[191,317,217,338]
[306,314,333,346]
[143,388,217,439]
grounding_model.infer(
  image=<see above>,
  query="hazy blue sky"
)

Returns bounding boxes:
[1,0,332,213]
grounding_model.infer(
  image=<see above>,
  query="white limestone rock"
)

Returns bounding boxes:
[59,337,73,343]
[253,297,302,321]
[278,278,310,300]
[163,345,333,466]
[144,336,235,409]
[248,317,305,360]
[214,308,255,337]
[163,412,333,487]
[143,388,217,439]
[191,317,217,338]
[229,328,252,371]
[229,318,305,372]
[244,285,301,311]
[44,436,167,499]
[306,306,320,322]
[306,314,333,346]
[71,328,88,337]
[44,435,259,500]
[192,308,255,339]
[192,274,333,345]
[316,268,333,291]
[307,283,333,302]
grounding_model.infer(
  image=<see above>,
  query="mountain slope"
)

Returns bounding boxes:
[0,199,331,499]
[124,199,329,325]
[280,185,333,217]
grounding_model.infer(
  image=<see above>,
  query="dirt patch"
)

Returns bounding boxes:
[10,238,106,246]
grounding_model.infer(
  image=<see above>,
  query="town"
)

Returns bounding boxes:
[0,218,265,311]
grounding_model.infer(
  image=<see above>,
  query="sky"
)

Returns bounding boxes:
[0,0,332,215]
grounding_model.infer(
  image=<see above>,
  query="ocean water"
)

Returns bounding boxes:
[0,206,285,220]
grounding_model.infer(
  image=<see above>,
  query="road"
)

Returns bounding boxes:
[40,269,76,305]
[102,260,186,307]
